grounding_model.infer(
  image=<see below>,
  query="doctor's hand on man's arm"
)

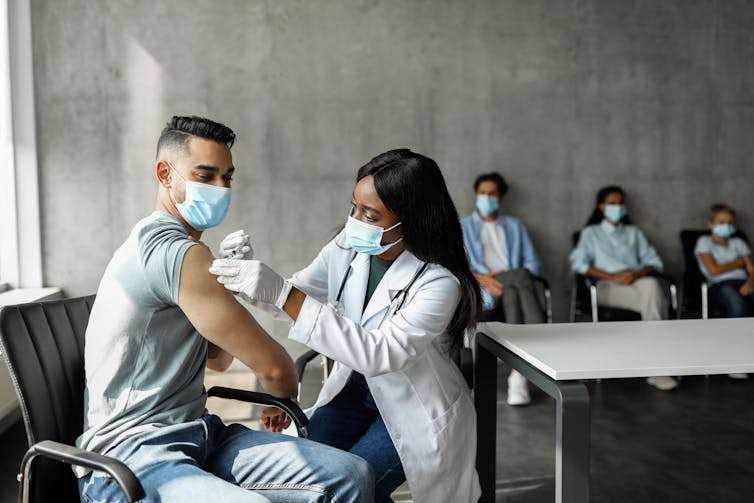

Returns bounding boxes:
[209,259,307,321]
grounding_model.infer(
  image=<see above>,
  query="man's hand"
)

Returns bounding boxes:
[611,271,637,285]
[478,274,504,296]
[740,281,754,297]
[261,406,292,433]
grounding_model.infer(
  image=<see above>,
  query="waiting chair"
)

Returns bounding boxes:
[0,295,308,503]
[679,229,749,319]
[569,231,678,322]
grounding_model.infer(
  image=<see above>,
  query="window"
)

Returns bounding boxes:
[0,0,42,290]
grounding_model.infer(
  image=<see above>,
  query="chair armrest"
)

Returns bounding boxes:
[651,272,679,316]
[19,440,144,503]
[207,386,309,438]
[575,274,599,322]
[294,349,321,384]
[532,275,553,323]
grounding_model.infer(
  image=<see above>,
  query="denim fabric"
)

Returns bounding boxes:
[709,279,754,317]
[307,372,405,503]
[78,414,373,503]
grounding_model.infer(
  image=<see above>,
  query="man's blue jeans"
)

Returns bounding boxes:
[78,414,373,503]
[307,372,405,503]
[710,279,754,317]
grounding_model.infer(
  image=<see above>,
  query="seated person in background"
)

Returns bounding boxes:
[569,185,678,391]
[461,172,544,406]
[76,115,372,502]
[695,204,754,317]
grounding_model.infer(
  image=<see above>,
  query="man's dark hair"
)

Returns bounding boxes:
[156,115,236,159]
[473,172,508,196]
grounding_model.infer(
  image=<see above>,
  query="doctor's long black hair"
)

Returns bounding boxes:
[356,149,482,352]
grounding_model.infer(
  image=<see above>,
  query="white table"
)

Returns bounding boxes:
[474,319,754,503]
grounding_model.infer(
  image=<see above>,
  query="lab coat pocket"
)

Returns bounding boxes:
[429,392,464,436]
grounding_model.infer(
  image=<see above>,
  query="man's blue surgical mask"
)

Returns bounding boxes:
[712,223,735,239]
[476,195,499,217]
[169,163,231,230]
[603,204,626,223]
[345,216,402,255]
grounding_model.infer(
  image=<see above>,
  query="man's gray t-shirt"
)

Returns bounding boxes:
[694,235,751,284]
[75,212,207,476]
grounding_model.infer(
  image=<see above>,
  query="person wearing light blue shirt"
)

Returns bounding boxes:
[461,172,544,405]
[694,203,753,380]
[569,185,678,391]
[694,203,754,318]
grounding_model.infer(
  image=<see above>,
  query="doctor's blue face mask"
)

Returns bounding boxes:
[168,162,231,230]
[345,216,403,255]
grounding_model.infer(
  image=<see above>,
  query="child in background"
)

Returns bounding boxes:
[695,203,754,317]
[694,203,753,379]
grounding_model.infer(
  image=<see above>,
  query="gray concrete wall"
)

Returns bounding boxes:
[32,0,754,325]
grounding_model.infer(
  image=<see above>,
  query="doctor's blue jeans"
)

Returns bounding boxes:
[307,372,406,503]
[78,414,373,503]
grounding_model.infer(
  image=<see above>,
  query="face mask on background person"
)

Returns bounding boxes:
[603,204,626,223]
[168,163,231,230]
[476,195,499,217]
[712,223,735,239]
[345,216,403,255]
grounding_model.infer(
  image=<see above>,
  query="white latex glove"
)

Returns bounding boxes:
[209,259,292,310]
[218,229,253,260]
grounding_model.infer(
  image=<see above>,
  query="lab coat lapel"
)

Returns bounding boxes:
[342,253,369,322]
[361,251,422,327]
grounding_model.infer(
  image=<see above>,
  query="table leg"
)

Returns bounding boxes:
[475,333,590,503]
[555,383,590,503]
[475,335,498,503]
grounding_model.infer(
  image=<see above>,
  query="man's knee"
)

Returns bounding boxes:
[348,455,374,496]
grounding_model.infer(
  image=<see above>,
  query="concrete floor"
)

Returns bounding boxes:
[1,361,752,502]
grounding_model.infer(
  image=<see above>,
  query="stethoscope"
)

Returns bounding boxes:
[332,251,430,325]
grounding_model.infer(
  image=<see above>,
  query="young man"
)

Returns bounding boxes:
[461,172,544,406]
[76,116,373,502]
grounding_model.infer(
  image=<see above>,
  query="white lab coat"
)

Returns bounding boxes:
[287,233,481,503]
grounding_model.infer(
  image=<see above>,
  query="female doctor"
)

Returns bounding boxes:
[210,149,482,503]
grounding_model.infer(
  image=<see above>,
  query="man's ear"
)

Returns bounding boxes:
[155,160,171,188]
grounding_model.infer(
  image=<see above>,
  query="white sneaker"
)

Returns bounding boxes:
[728,373,748,380]
[646,376,679,391]
[507,370,531,406]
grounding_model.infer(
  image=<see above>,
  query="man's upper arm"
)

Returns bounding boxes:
[177,245,294,378]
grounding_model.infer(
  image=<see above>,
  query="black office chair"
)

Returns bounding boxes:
[0,295,308,503]
[569,230,678,322]
[680,229,749,319]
